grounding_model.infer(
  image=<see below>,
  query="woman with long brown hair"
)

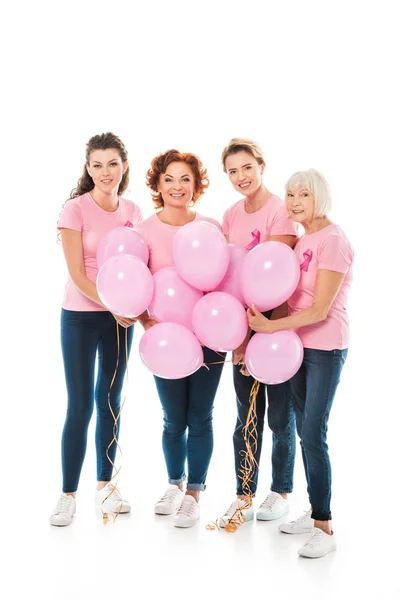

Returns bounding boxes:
[50,132,142,527]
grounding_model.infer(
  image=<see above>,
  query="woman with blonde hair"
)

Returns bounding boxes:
[219,138,298,527]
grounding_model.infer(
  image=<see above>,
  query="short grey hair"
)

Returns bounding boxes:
[285,169,332,217]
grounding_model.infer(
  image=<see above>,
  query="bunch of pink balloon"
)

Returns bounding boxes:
[138,224,304,382]
[96,226,154,317]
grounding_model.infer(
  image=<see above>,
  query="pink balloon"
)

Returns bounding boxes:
[139,322,204,379]
[192,291,248,352]
[245,330,304,384]
[97,254,154,317]
[215,243,247,305]
[97,226,149,269]
[241,242,300,311]
[148,267,203,331]
[172,221,229,291]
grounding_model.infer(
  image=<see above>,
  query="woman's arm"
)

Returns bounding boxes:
[247,269,346,333]
[60,228,136,328]
[61,229,104,306]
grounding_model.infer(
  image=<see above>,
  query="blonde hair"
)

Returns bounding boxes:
[221,138,265,172]
[285,169,332,217]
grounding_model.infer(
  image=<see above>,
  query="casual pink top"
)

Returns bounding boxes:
[222,195,297,247]
[288,224,354,350]
[57,192,143,311]
[135,212,222,274]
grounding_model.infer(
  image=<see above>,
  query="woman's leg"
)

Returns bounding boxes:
[94,314,134,484]
[297,348,348,529]
[60,309,99,493]
[154,375,189,487]
[185,347,226,499]
[233,365,266,497]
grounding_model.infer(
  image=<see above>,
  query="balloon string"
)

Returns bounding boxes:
[101,322,128,525]
[207,379,260,532]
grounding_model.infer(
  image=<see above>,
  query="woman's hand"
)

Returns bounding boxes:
[232,329,251,376]
[113,314,137,328]
[247,305,275,333]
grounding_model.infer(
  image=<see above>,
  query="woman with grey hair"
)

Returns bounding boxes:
[248,169,354,558]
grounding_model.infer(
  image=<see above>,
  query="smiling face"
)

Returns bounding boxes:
[86,148,127,195]
[224,150,264,196]
[157,161,195,208]
[286,187,315,223]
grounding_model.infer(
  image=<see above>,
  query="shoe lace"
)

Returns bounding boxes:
[177,498,197,516]
[104,485,123,501]
[159,488,180,502]
[56,495,73,512]
[259,493,280,510]
[222,499,252,531]
[295,510,312,524]
[303,528,323,548]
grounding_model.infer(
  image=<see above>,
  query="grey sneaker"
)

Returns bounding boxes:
[50,493,76,527]
[256,492,289,521]
[95,484,131,513]
[173,495,200,528]
[154,485,184,515]
[298,527,337,558]
[218,498,254,529]
[279,509,313,534]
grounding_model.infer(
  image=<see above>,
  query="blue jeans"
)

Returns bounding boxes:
[290,347,348,521]
[233,366,296,496]
[60,309,133,493]
[154,347,225,491]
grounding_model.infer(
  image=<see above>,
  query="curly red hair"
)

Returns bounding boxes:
[146,149,209,210]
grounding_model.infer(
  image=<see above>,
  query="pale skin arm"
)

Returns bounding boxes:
[60,228,136,328]
[233,233,296,375]
[247,269,346,333]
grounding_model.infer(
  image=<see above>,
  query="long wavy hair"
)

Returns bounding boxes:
[70,132,130,199]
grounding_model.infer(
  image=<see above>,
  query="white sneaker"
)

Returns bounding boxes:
[279,509,313,534]
[95,484,131,513]
[154,485,184,515]
[256,492,289,521]
[173,495,200,528]
[298,527,337,558]
[218,498,254,529]
[50,493,76,527]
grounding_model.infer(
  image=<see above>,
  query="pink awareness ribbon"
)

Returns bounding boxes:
[245,229,261,250]
[300,249,313,271]
[124,220,133,228]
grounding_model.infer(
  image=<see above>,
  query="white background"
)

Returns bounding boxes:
[2,1,399,599]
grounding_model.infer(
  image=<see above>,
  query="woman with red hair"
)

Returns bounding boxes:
[136,150,226,528]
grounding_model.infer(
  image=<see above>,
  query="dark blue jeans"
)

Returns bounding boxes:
[154,347,225,491]
[60,309,133,493]
[233,366,296,496]
[290,347,348,521]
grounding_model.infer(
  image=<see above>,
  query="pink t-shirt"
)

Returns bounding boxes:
[135,212,222,274]
[58,193,143,311]
[222,195,297,247]
[288,224,354,350]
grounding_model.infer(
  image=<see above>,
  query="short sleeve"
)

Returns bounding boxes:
[136,205,144,223]
[222,208,231,236]
[318,235,353,274]
[269,204,298,237]
[57,200,82,231]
